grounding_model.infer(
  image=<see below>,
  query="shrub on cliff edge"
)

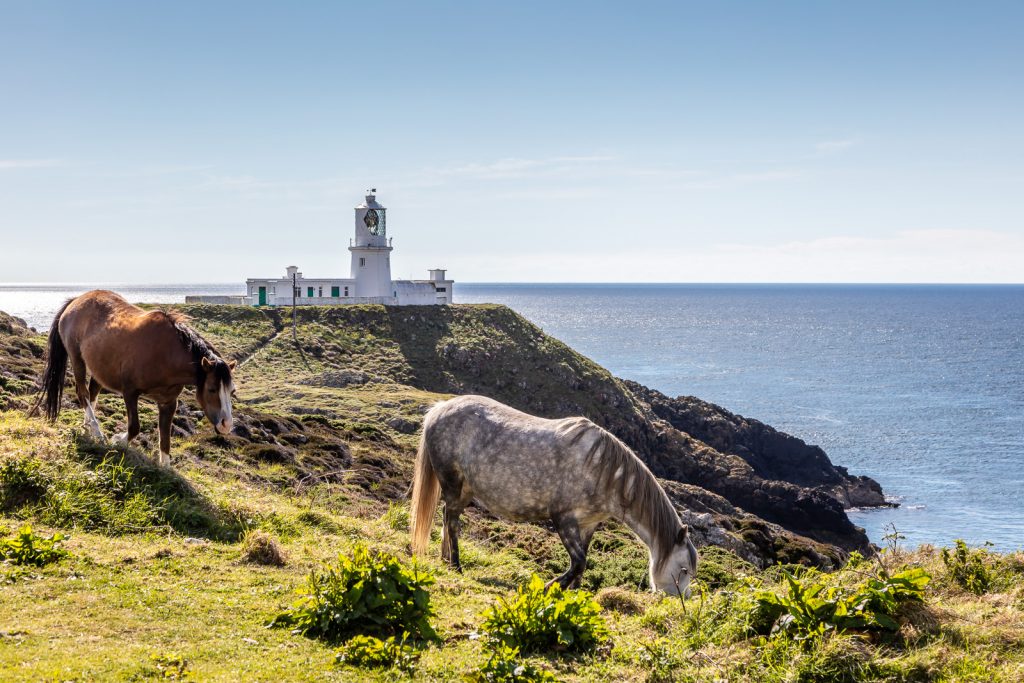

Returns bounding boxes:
[270,542,437,643]
[481,575,608,654]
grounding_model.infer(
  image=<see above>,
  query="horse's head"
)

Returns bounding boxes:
[198,356,236,435]
[650,525,699,598]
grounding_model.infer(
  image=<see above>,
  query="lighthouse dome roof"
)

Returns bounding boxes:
[356,188,383,210]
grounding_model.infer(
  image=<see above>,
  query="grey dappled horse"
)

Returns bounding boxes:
[410,395,698,596]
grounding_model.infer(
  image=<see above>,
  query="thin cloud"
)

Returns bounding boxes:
[425,155,617,181]
[815,139,858,154]
[448,229,1024,283]
[0,159,66,170]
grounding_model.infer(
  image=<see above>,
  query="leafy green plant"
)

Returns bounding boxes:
[481,575,608,654]
[0,524,69,566]
[844,551,867,570]
[755,566,930,639]
[941,539,993,595]
[334,633,420,673]
[471,643,556,682]
[270,542,436,643]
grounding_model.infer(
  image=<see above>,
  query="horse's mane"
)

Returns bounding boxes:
[167,314,231,387]
[569,420,681,568]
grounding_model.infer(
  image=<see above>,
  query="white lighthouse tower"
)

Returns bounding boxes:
[349,189,394,299]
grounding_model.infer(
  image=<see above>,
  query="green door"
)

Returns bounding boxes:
[258,286,267,306]
[307,287,314,297]
[331,286,340,297]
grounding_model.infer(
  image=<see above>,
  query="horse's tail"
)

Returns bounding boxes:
[33,298,74,421]
[410,422,441,556]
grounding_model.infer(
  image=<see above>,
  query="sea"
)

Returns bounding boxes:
[2,282,1022,551]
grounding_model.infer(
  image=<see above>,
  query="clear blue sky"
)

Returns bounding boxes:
[1,1,1022,282]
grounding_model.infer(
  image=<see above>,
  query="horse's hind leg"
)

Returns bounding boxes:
[550,517,595,590]
[440,481,473,571]
[114,390,141,445]
[441,503,466,571]
[70,351,103,441]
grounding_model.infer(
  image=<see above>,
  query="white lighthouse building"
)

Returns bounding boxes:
[211,190,454,307]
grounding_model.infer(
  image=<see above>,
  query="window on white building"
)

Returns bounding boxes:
[344,286,349,296]
[318,286,323,297]
[359,257,366,267]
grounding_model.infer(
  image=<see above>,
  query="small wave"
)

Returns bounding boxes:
[792,406,847,425]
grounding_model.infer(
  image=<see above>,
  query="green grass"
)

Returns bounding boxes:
[2,410,1024,681]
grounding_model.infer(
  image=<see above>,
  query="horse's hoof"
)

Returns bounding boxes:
[157,453,171,467]
[113,432,129,444]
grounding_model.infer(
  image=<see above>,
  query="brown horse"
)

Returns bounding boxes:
[35,290,236,466]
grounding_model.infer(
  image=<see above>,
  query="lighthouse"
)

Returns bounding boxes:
[221,189,454,307]
[349,189,394,298]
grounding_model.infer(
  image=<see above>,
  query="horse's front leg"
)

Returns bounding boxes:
[549,517,594,590]
[156,401,176,467]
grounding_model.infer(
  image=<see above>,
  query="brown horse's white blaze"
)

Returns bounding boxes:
[34,290,237,467]
[199,356,235,435]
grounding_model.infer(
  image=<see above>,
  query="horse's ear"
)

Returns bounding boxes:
[676,525,689,545]
[201,357,214,370]
[227,359,237,370]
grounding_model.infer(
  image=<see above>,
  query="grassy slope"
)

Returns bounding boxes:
[1,305,1022,681]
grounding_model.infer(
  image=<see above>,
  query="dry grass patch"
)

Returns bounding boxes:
[595,586,648,615]
[240,529,287,566]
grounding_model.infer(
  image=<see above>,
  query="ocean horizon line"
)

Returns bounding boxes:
[1,281,1023,288]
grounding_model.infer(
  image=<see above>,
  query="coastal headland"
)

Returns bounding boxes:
[0,303,1021,680]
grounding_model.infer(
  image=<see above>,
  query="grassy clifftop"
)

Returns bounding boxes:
[1,303,1022,681]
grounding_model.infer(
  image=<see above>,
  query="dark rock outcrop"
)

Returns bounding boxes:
[625,381,889,509]
[0,311,45,410]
